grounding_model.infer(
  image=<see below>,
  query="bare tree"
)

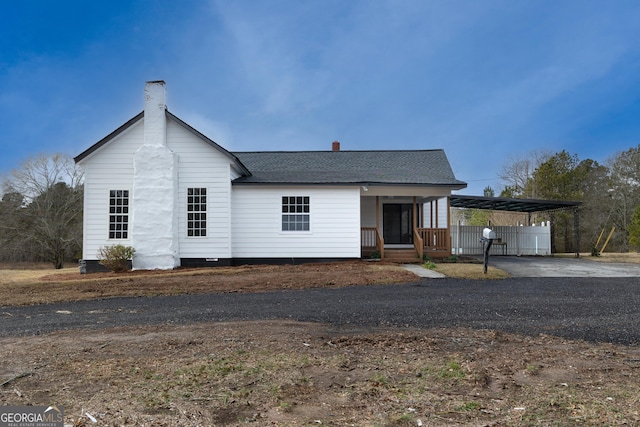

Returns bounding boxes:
[499,150,552,198]
[1,154,84,268]
[5,153,83,200]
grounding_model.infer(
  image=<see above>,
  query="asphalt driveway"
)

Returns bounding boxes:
[2,276,640,345]
[489,256,640,277]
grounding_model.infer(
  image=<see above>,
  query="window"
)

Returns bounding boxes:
[187,188,207,237]
[109,190,129,239]
[282,196,310,231]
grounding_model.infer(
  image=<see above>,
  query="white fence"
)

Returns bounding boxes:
[450,223,551,256]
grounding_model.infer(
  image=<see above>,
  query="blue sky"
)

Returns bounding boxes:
[1,0,640,195]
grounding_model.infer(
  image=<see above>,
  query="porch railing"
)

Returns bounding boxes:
[362,227,449,259]
[416,228,449,254]
[361,227,384,259]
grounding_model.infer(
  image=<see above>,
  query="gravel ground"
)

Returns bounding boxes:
[3,277,640,344]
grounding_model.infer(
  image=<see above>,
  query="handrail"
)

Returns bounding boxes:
[416,227,449,252]
[361,227,385,259]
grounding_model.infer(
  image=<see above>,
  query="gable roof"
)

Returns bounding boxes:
[232,150,467,188]
[74,112,465,189]
[74,111,252,176]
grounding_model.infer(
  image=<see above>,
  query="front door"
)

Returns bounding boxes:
[383,204,413,244]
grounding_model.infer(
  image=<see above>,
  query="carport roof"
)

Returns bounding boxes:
[450,194,581,213]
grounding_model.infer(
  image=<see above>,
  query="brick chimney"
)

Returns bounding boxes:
[332,141,341,151]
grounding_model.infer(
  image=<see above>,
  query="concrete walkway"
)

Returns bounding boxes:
[402,264,446,278]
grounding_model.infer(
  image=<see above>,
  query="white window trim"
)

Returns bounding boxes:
[108,189,130,240]
[281,195,311,234]
[187,187,208,238]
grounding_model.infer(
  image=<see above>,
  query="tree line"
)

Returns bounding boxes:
[1,146,639,269]
[0,154,83,268]
[476,145,640,253]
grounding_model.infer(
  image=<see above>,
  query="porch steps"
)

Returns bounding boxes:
[384,249,420,263]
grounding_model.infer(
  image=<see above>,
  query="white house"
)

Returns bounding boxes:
[75,81,467,272]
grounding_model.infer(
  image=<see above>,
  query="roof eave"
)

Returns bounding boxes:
[232,180,467,188]
[74,112,144,163]
[74,110,252,178]
[165,111,251,177]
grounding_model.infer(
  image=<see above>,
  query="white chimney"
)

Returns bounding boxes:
[132,80,180,270]
[143,81,167,146]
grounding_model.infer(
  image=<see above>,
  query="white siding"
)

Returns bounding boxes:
[79,117,238,261]
[424,197,448,228]
[360,196,376,227]
[167,119,234,259]
[79,121,143,259]
[232,186,361,258]
[230,167,243,180]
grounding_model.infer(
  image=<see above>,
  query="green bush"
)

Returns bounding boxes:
[423,261,437,270]
[97,244,135,273]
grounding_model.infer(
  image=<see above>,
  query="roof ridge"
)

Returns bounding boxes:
[231,149,445,154]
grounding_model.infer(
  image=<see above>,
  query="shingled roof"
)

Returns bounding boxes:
[73,109,465,189]
[232,150,466,188]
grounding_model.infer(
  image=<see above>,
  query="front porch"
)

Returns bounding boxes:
[360,195,452,261]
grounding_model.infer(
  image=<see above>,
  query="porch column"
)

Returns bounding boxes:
[413,196,424,260]
[446,197,452,254]
[412,197,417,229]
[376,196,380,231]
[376,196,384,259]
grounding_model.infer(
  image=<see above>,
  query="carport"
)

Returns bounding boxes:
[450,195,582,257]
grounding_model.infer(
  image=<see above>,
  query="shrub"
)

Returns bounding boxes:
[423,261,437,270]
[97,244,135,273]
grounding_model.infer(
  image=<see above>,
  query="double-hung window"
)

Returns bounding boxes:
[187,188,207,237]
[109,190,129,239]
[282,196,310,231]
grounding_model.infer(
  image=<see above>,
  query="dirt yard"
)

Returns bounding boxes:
[1,260,639,426]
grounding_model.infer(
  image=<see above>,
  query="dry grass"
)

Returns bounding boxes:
[2,259,640,425]
[0,259,509,307]
[0,267,77,284]
[2,321,639,426]
[0,262,418,307]
[584,252,640,264]
[432,262,510,279]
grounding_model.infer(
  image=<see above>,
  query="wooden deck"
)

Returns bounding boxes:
[361,227,451,261]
